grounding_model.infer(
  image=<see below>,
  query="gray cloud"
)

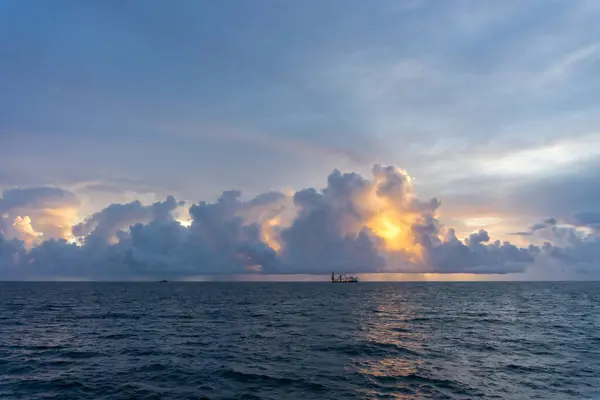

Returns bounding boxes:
[6,164,598,280]
[509,162,600,220]
[0,187,79,213]
[0,190,283,279]
[276,183,386,273]
[431,157,600,243]
[511,216,600,274]
[72,196,183,245]
[423,229,535,274]
[570,212,600,231]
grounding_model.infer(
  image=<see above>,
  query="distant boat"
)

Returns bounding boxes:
[158,279,168,283]
[331,271,359,283]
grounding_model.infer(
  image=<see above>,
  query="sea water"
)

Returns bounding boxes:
[1,282,599,399]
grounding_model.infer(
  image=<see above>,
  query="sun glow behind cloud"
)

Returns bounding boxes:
[365,198,423,261]
[11,216,43,249]
[0,163,578,280]
[247,165,428,268]
[361,169,424,262]
[40,206,80,241]
[177,219,192,227]
[261,215,282,252]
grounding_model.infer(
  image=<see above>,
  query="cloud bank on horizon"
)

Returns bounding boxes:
[1,164,598,280]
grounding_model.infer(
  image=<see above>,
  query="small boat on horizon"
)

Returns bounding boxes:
[331,271,359,283]
[158,279,168,283]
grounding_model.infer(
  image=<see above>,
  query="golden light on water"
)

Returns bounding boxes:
[357,273,507,282]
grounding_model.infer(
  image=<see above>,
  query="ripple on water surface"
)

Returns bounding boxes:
[1,281,599,399]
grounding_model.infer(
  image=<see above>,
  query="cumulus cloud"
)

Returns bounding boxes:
[0,190,283,279]
[72,195,184,245]
[274,165,536,274]
[10,216,43,249]
[0,164,551,280]
[0,187,80,244]
[424,229,536,274]
[512,216,600,273]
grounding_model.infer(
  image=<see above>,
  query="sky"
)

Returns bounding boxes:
[1,0,599,280]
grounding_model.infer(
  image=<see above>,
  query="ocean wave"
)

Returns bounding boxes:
[1,281,598,400]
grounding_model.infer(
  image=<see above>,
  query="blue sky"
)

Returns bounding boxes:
[1,0,599,279]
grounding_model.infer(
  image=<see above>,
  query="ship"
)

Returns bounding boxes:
[331,271,359,283]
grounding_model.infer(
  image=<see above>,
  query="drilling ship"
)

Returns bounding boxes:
[331,271,359,283]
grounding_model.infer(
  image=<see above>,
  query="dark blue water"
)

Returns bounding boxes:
[1,282,599,399]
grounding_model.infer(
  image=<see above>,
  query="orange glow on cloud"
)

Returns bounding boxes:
[12,216,43,249]
[39,207,80,240]
[255,166,426,263]
[5,206,80,245]
[261,215,282,252]
[366,207,422,261]
[359,169,423,262]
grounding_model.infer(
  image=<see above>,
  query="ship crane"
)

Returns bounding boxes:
[331,271,359,283]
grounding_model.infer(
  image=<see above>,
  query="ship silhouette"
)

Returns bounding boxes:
[331,271,359,283]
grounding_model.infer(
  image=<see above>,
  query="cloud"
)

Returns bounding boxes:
[2,0,599,226]
[0,187,78,211]
[419,229,536,274]
[10,216,43,249]
[0,164,547,280]
[432,155,600,237]
[275,165,536,275]
[0,187,80,243]
[1,190,283,279]
[512,216,600,274]
[507,159,600,221]
[72,195,184,245]
[571,212,600,231]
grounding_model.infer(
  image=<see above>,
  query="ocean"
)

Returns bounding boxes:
[0,282,599,399]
